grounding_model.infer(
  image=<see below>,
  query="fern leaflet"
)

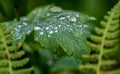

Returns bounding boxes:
[79,1,120,74]
[0,25,33,74]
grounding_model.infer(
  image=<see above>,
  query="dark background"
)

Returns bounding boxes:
[0,0,118,22]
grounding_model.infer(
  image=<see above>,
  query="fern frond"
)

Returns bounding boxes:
[80,1,120,74]
[0,25,32,74]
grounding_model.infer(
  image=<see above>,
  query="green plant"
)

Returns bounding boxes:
[79,0,120,74]
[0,25,32,74]
[0,0,120,74]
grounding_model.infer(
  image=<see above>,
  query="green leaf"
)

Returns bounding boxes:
[7,5,94,63]
[51,56,78,72]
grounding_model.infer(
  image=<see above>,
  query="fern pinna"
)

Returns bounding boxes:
[0,25,32,74]
[79,1,120,74]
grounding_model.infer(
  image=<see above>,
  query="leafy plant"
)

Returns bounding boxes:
[79,0,120,74]
[0,0,119,74]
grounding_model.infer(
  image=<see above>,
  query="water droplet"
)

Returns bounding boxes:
[89,17,96,20]
[58,25,61,27]
[34,26,41,30]
[27,30,31,34]
[40,32,44,35]
[48,35,50,37]
[46,13,50,16]
[49,30,53,34]
[46,27,49,30]
[67,16,70,18]
[50,7,62,12]
[23,22,27,26]
[55,30,58,33]
[83,25,88,27]
[18,25,22,28]
[69,17,77,22]
[76,14,79,17]
[59,17,65,20]
[20,17,28,21]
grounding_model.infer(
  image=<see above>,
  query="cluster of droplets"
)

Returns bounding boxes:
[12,22,34,41]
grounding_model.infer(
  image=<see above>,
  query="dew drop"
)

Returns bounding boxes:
[59,17,65,20]
[58,25,61,27]
[83,25,88,27]
[67,16,70,18]
[46,27,49,30]
[49,30,53,34]
[50,7,62,12]
[55,30,58,33]
[18,25,22,28]
[48,35,50,37]
[40,32,44,35]
[23,22,27,26]
[54,27,58,29]
[34,26,41,30]
[89,17,96,20]
[76,14,79,17]
[47,13,50,16]
[69,17,77,22]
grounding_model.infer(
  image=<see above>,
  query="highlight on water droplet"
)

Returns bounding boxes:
[34,26,41,30]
